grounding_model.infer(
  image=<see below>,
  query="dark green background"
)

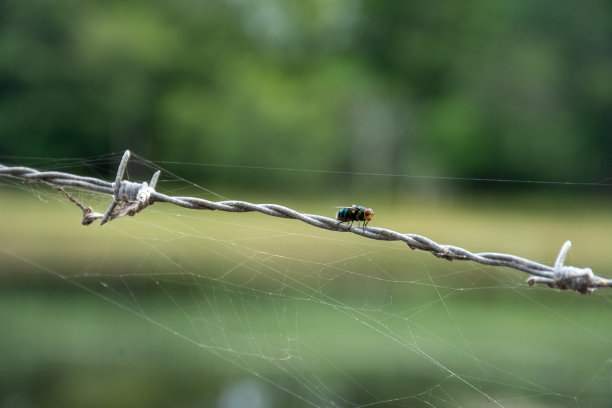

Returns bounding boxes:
[1,0,611,190]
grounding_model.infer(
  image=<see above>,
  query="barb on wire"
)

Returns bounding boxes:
[1,150,609,294]
[99,150,160,225]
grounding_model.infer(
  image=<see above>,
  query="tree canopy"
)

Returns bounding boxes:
[1,0,611,190]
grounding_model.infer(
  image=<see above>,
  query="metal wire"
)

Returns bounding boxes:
[1,150,609,294]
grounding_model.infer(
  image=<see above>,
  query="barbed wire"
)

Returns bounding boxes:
[1,150,609,294]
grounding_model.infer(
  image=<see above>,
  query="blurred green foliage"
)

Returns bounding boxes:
[1,0,611,188]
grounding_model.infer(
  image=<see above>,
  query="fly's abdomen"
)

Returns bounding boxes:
[336,208,353,222]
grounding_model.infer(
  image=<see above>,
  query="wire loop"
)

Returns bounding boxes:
[527,241,605,294]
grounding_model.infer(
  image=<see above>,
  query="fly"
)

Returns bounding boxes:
[335,204,375,231]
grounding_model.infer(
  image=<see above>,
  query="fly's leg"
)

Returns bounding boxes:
[336,220,352,230]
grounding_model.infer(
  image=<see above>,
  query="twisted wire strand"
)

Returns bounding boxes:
[1,152,610,294]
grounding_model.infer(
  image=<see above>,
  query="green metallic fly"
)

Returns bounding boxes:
[335,204,375,230]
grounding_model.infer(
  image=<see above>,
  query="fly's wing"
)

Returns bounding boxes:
[335,206,358,213]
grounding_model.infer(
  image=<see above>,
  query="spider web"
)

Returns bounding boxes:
[1,153,611,408]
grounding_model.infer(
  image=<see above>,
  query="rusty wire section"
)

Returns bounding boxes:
[1,150,609,294]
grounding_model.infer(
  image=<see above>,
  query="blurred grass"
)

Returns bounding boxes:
[1,287,611,407]
[1,189,612,407]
